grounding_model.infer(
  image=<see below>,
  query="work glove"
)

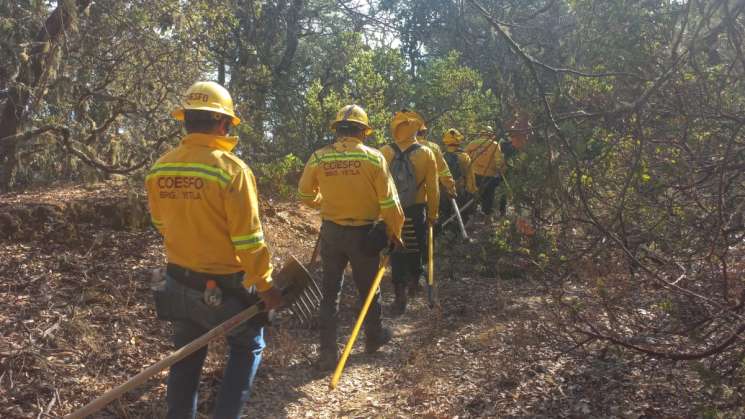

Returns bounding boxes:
[258,285,283,310]
[389,234,404,250]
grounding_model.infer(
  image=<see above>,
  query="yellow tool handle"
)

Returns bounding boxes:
[330,255,390,390]
[428,224,434,286]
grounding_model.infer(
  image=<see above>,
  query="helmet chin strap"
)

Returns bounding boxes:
[215,118,231,136]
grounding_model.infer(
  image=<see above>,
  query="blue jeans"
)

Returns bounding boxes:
[163,275,265,419]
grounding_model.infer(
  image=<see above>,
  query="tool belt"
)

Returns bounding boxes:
[166,263,244,292]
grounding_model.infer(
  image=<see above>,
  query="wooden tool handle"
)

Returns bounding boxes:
[66,304,263,419]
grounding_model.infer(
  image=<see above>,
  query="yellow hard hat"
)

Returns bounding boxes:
[330,104,373,137]
[172,81,240,126]
[479,125,494,136]
[391,109,424,142]
[442,128,464,145]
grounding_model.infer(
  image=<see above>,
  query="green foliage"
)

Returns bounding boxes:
[254,153,304,198]
[2,0,745,411]
[413,51,500,143]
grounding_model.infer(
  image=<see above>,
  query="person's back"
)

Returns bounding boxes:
[440,128,477,229]
[443,128,476,195]
[379,112,439,221]
[417,127,456,199]
[298,104,404,372]
[443,149,462,184]
[463,119,530,218]
[453,150,477,194]
[463,126,507,216]
[379,110,439,314]
[146,81,281,419]
[464,128,505,178]
[301,139,400,227]
[149,135,261,272]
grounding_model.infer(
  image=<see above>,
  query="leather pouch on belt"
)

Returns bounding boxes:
[361,221,388,256]
[153,285,180,321]
[152,273,187,322]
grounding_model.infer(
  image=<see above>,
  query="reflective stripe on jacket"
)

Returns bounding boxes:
[380,137,440,221]
[418,138,456,197]
[298,137,405,239]
[145,133,273,291]
[464,137,506,177]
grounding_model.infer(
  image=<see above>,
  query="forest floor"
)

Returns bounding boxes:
[0,181,741,418]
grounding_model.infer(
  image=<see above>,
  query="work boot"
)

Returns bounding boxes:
[365,327,393,354]
[392,283,407,316]
[314,349,338,373]
[408,276,421,298]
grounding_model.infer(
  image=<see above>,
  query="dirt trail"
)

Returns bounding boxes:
[251,217,697,418]
[0,182,719,418]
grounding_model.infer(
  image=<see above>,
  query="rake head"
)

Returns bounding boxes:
[273,255,322,325]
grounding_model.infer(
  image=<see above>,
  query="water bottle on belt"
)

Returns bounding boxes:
[203,279,223,307]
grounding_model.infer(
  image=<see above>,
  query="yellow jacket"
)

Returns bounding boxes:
[380,137,440,221]
[444,145,478,194]
[298,137,405,239]
[418,137,456,197]
[145,133,273,291]
[464,137,506,177]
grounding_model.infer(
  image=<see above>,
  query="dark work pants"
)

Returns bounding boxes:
[391,204,427,285]
[163,275,265,419]
[475,175,506,216]
[439,191,473,233]
[319,221,384,354]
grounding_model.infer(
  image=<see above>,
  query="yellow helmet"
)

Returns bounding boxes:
[330,104,373,137]
[479,125,494,137]
[442,128,464,145]
[391,109,424,142]
[172,81,240,126]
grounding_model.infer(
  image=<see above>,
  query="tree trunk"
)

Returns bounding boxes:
[0,0,93,191]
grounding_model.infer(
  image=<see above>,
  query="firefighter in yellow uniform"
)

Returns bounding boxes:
[416,124,457,199]
[380,110,439,314]
[464,126,507,217]
[146,81,281,419]
[440,128,477,227]
[298,104,404,372]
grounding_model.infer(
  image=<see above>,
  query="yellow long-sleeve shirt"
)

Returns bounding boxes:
[380,137,440,221]
[464,137,506,177]
[297,137,405,239]
[418,137,457,197]
[145,133,273,291]
[444,145,478,194]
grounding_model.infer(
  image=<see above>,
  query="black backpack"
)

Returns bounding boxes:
[443,151,462,181]
[389,143,422,208]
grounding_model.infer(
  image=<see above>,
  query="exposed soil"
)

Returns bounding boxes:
[0,182,740,418]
